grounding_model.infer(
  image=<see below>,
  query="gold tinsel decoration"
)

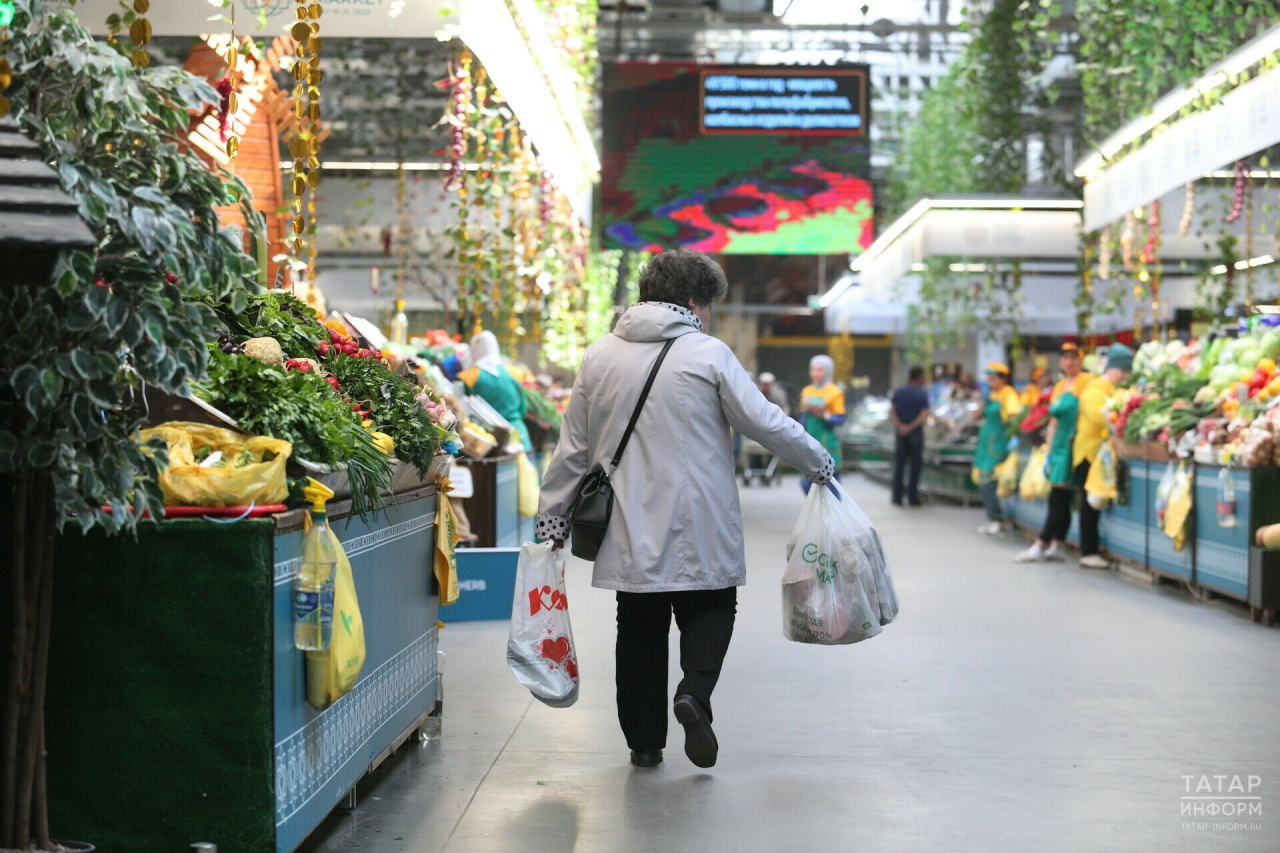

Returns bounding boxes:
[222,5,241,160]
[0,22,11,118]
[129,0,151,68]
[290,0,323,282]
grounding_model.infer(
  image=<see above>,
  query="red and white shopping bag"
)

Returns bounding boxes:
[507,542,580,707]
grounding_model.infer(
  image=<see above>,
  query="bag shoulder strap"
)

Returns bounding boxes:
[610,337,676,471]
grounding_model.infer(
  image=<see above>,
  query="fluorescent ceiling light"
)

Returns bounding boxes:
[1212,254,1275,275]
[279,161,484,171]
[928,198,1083,210]
[1076,21,1280,179]
[948,263,989,273]
[1204,170,1280,179]
[1252,305,1280,314]
[909,262,928,272]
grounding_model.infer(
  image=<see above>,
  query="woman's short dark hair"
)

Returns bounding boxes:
[637,249,729,308]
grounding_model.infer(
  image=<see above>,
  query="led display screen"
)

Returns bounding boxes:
[600,62,872,255]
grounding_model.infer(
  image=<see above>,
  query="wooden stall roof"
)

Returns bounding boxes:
[0,118,95,249]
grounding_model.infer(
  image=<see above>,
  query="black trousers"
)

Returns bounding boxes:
[1039,460,1101,556]
[892,430,924,504]
[615,587,737,751]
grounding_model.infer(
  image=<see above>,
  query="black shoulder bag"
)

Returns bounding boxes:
[567,338,676,561]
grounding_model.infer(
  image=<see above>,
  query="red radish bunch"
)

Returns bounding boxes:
[320,329,380,360]
[284,359,314,373]
[1116,394,1146,435]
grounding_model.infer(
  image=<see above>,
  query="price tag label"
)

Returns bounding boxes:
[449,465,474,499]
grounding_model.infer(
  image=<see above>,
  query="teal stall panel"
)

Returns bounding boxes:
[1104,458,1147,564]
[273,493,440,853]
[1193,466,1250,601]
[1142,462,1193,580]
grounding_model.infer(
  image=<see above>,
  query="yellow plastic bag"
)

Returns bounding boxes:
[1085,441,1119,509]
[516,451,540,519]
[1019,447,1051,500]
[1164,461,1193,552]
[995,453,1021,499]
[305,541,366,711]
[140,421,291,507]
[435,492,461,606]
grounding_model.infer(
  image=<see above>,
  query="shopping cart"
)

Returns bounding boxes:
[739,438,780,486]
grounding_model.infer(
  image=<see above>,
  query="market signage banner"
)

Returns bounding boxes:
[56,0,457,38]
[857,208,1081,299]
[1084,63,1280,232]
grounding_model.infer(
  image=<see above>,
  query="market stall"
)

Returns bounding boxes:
[996,326,1280,606]
[43,488,440,853]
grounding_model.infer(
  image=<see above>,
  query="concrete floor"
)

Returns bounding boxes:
[299,475,1280,853]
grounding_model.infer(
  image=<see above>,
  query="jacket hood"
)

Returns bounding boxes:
[612,302,703,343]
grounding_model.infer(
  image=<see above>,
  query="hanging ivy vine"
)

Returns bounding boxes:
[440,46,587,352]
[885,0,1064,218]
[1076,0,1278,146]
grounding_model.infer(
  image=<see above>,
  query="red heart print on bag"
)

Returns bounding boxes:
[540,636,571,665]
[539,636,578,680]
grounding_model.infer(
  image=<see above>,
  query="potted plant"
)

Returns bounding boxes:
[0,1,261,847]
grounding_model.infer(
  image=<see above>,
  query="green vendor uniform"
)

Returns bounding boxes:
[1045,391,1080,488]
[460,365,533,450]
[973,385,1021,474]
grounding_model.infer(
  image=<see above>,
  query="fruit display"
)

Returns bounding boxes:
[1115,319,1280,467]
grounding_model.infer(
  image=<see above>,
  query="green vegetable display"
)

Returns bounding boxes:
[324,353,447,474]
[194,349,394,517]
[224,291,325,358]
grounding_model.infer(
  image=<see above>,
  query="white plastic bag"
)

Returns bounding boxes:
[507,542,580,707]
[783,480,898,645]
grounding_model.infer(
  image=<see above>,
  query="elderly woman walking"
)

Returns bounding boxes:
[536,250,834,770]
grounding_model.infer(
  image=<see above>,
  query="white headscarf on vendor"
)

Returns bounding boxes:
[469,330,503,376]
[809,354,836,388]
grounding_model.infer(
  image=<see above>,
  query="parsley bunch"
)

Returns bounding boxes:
[195,349,393,516]
[324,354,447,474]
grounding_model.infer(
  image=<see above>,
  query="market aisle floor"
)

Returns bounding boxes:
[299,475,1280,853]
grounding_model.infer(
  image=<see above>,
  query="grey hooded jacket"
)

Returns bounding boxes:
[536,302,834,592]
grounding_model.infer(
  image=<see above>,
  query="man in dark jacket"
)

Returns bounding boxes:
[889,365,930,506]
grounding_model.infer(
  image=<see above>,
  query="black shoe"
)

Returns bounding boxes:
[908,499,923,507]
[673,694,718,768]
[891,499,903,506]
[630,749,663,767]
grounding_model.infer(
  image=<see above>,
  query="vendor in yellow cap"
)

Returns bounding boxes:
[1017,342,1094,563]
[1071,342,1133,568]
[973,362,1022,535]
[1020,365,1050,407]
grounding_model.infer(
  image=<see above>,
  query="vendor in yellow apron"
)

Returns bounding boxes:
[1015,342,1092,563]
